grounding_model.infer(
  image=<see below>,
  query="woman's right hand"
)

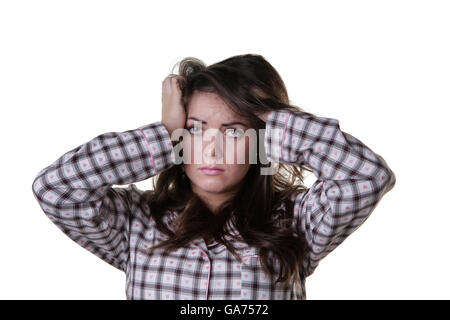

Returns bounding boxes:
[161,74,186,137]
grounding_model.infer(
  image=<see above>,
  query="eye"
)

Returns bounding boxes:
[187,126,202,135]
[225,128,245,138]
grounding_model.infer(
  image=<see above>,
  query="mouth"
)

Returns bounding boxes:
[199,166,224,175]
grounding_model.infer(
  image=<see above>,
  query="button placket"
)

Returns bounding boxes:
[237,247,262,300]
[191,243,211,300]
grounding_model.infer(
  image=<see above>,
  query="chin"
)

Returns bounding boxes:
[196,181,228,193]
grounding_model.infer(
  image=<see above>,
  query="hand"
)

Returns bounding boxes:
[161,74,186,137]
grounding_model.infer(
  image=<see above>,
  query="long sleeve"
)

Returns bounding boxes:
[31,121,175,272]
[264,109,396,278]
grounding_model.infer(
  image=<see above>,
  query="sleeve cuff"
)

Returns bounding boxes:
[138,121,177,175]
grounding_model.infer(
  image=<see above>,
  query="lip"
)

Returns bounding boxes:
[200,167,224,175]
[200,166,224,170]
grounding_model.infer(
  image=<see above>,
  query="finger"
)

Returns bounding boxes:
[176,76,185,86]
[163,78,171,88]
[174,76,184,89]
[167,74,178,84]
[163,74,176,85]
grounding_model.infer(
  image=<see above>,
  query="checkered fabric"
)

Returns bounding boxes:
[32,109,396,300]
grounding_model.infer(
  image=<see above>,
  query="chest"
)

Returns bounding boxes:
[124,222,304,300]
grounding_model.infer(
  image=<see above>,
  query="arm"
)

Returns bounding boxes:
[264,109,396,277]
[31,121,175,272]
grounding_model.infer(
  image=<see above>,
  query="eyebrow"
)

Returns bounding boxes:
[187,117,249,127]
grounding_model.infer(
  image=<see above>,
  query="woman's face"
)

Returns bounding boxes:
[182,91,254,198]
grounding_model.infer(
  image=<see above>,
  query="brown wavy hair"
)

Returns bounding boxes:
[139,53,318,286]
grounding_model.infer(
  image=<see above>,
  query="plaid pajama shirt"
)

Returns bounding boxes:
[31,109,396,300]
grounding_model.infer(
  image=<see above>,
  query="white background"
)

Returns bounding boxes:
[1,0,448,299]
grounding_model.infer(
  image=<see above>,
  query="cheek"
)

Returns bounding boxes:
[184,163,195,179]
[224,138,252,180]
[224,137,251,164]
[226,163,250,179]
[181,134,203,164]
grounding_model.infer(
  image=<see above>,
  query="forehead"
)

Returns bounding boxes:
[187,91,250,126]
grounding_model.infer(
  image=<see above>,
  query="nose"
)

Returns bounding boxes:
[203,131,223,160]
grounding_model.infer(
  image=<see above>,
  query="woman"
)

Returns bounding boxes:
[31,54,396,300]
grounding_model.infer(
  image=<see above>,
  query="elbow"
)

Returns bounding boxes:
[374,154,396,192]
[378,167,396,194]
[386,170,396,192]
[32,176,58,219]
[32,175,41,198]
[31,169,50,204]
